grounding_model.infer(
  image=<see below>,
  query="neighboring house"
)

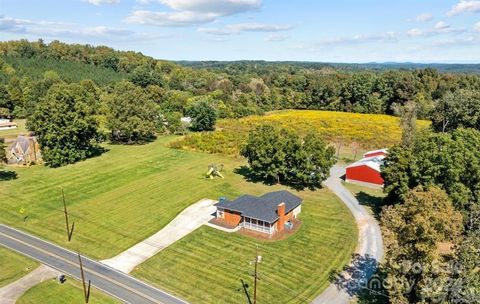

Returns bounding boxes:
[7,135,41,165]
[214,190,303,235]
[363,148,388,158]
[180,117,192,124]
[345,155,385,186]
[0,119,17,131]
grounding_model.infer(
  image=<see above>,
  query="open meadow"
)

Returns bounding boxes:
[170,110,430,161]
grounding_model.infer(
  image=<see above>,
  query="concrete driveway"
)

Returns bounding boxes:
[102,199,217,273]
[312,165,384,304]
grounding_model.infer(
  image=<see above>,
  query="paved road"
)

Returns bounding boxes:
[0,224,188,304]
[103,199,217,273]
[312,165,384,304]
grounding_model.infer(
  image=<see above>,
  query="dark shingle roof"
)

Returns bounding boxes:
[215,190,303,223]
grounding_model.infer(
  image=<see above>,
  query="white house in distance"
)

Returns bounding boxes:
[0,118,17,131]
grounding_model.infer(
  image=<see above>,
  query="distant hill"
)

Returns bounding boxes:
[177,60,480,74]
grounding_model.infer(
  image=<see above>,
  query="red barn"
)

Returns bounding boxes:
[345,156,385,186]
[363,148,388,158]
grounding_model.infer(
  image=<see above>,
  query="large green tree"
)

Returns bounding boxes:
[241,125,335,189]
[28,82,100,167]
[431,90,480,132]
[382,187,463,303]
[381,128,480,211]
[187,100,217,132]
[105,80,157,143]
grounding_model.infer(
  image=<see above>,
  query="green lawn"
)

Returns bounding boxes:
[17,278,120,304]
[0,246,38,287]
[132,188,357,304]
[0,136,355,262]
[0,119,27,139]
[0,136,255,258]
[1,136,357,303]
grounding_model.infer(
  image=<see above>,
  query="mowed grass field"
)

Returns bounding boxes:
[133,188,357,304]
[0,136,259,259]
[0,246,38,287]
[17,278,120,304]
[171,110,430,159]
[0,135,356,264]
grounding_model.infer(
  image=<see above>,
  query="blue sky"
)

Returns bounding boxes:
[1,0,480,62]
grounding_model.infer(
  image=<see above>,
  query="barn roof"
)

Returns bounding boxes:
[346,155,385,172]
[363,148,388,157]
[215,190,303,223]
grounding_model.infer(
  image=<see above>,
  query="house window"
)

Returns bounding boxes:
[217,210,224,219]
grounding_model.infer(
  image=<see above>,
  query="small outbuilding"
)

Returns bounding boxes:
[363,148,388,158]
[345,155,385,186]
[0,119,17,131]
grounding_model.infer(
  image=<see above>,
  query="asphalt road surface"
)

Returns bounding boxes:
[0,224,188,304]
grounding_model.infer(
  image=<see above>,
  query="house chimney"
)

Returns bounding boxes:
[277,202,286,232]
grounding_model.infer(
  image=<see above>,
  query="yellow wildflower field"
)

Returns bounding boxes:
[170,110,430,157]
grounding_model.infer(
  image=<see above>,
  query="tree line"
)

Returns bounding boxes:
[1,39,480,122]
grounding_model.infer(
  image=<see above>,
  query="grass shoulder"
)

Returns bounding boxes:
[17,277,120,304]
[0,246,38,287]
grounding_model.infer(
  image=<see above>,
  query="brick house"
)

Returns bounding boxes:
[214,190,303,235]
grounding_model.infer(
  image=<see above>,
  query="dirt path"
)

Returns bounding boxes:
[312,165,384,304]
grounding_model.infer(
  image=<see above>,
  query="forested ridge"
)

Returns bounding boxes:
[1,39,480,122]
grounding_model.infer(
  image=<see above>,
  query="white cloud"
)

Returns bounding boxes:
[407,22,465,38]
[416,13,433,22]
[0,15,167,42]
[85,0,120,5]
[407,28,424,37]
[126,0,261,26]
[448,1,480,16]
[198,22,291,35]
[265,34,288,42]
[158,0,261,16]
[475,21,480,32]
[435,21,450,30]
[126,10,217,26]
[305,32,399,49]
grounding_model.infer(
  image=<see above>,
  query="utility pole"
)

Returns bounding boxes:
[62,188,74,242]
[252,245,261,304]
[78,250,91,304]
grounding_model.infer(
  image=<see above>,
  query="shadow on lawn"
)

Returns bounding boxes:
[329,253,388,303]
[238,279,252,304]
[0,170,18,181]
